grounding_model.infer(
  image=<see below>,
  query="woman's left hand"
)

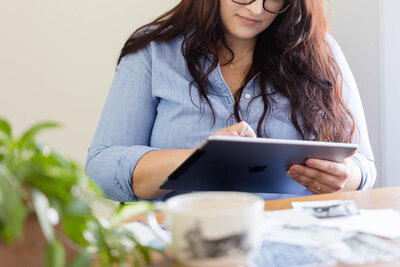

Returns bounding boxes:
[287,158,361,194]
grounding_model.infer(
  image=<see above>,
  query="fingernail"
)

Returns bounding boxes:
[306,160,314,166]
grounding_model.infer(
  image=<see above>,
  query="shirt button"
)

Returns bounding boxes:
[244,93,251,100]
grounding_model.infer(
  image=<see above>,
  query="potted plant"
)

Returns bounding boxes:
[0,117,162,267]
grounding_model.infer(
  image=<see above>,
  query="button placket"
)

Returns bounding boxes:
[241,79,258,123]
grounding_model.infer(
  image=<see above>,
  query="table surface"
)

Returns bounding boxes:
[146,187,400,267]
[265,186,400,211]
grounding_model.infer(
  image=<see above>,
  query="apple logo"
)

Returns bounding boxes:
[248,165,267,173]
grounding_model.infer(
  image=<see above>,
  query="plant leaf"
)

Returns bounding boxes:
[31,188,55,242]
[45,239,66,267]
[65,199,91,217]
[69,250,91,267]
[111,202,154,225]
[0,118,159,266]
[0,118,12,154]
[0,165,27,243]
[18,122,60,149]
[63,216,90,245]
[0,117,12,137]
[98,249,111,267]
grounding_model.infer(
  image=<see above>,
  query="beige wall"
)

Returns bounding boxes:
[0,0,179,163]
[327,0,382,186]
[380,0,400,187]
[0,0,385,187]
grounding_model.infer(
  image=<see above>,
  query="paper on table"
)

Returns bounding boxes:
[291,199,359,218]
[291,199,357,209]
[263,209,319,229]
[263,209,352,247]
[263,226,354,248]
[321,233,400,265]
[316,209,400,239]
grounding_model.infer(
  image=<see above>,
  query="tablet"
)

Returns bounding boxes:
[159,136,358,194]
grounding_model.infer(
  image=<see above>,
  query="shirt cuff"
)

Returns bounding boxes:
[114,146,160,201]
[351,152,377,190]
[86,145,160,202]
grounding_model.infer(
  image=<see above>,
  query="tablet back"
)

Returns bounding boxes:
[159,136,358,194]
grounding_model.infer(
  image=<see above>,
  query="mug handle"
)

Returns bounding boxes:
[146,202,172,245]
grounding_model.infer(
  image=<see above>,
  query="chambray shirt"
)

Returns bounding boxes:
[86,35,376,202]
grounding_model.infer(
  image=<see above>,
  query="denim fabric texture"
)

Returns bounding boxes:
[86,35,376,202]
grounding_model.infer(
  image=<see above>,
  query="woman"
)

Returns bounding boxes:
[86,0,376,202]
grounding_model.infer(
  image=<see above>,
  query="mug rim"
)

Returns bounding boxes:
[163,191,264,216]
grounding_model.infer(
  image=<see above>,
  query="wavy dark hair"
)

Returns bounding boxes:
[118,0,356,142]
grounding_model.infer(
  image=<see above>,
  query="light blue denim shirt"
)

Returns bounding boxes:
[86,35,376,202]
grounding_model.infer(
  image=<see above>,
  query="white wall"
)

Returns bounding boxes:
[328,0,400,187]
[0,0,179,163]
[327,0,382,186]
[380,0,400,187]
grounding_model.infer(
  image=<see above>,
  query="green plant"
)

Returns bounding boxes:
[0,118,162,267]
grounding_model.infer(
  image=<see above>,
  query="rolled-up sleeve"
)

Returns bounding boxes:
[351,152,377,190]
[328,35,377,190]
[86,47,159,202]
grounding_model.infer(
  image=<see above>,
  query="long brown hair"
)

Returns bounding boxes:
[118,0,356,143]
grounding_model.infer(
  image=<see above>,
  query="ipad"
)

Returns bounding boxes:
[159,136,358,194]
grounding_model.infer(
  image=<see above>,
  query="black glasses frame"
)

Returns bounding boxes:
[231,0,291,15]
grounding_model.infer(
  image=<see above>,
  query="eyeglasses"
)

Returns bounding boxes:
[231,0,291,14]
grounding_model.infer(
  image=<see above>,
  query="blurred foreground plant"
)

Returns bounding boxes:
[0,118,162,267]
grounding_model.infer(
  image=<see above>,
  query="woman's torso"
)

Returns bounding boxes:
[144,36,311,200]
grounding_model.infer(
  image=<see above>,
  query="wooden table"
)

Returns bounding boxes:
[265,186,400,212]
[148,187,400,267]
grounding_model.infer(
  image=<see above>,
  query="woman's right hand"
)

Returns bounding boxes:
[132,121,256,199]
[212,121,257,138]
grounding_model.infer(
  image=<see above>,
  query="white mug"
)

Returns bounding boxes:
[147,191,264,267]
